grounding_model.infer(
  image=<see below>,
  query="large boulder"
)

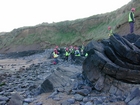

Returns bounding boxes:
[39,66,82,94]
[83,34,140,91]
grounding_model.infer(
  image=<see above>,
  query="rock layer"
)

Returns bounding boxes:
[83,34,140,89]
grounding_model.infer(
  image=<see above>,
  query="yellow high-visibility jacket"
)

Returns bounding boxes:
[53,52,58,58]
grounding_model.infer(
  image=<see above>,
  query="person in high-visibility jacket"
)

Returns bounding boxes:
[55,46,59,55]
[53,49,59,64]
[64,48,70,61]
[69,46,75,62]
[75,47,80,56]
[74,47,80,62]
[80,43,85,56]
[108,26,113,37]
[85,53,88,57]
[128,8,135,33]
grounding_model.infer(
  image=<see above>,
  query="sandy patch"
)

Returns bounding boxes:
[0,57,47,74]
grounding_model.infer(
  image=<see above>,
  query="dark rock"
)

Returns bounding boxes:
[0,95,9,101]
[127,96,140,105]
[0,101,7,105]
[93,98,103,105]
[109,85,118,94]
[84,40,104,54]
[81,34,140,104]
[125,88,140,103]
[57,87,64,92]
[34,102,43,105]
[24,98,34,103]
[83,97,89,103]
[7,92,23,105]
[64,86,72,95]
[110,35,140,64]
[74,94,84,101]
[53,97,61,101]
[73,89,90,96]
[48,90,58,99]
[134,38,140,48]
[83,34,140,86]
[39,66,81,94]
[107,101,126,105]
[67,98,75,104]
[61,100,71,105]
[85,101,93,105]
[94,75,105,91]
[74,56,85,65]
[39,78,54,94]
[123,34,140,43]
[5,50,44,58]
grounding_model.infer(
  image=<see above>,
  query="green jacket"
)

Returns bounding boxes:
[75,50,80,56]
[129,12,135,22]
[53,52,58,58]
[108,29,113,37]
[65,51,70,56]
[85,53,88,57]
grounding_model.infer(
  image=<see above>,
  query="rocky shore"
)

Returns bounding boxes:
[0,40,140,105]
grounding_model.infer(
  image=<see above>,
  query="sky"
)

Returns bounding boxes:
[0,0,131,32]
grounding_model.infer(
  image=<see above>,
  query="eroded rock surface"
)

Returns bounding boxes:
[82,34,140,105]
[83,34,140,85]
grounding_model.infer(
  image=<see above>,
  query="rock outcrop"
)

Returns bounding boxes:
[83,34,140,84]
[39,66,82,94]
[82,34,140,103]
[84,34,140,86]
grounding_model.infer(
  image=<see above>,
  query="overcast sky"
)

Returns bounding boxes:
[0,0,131,32]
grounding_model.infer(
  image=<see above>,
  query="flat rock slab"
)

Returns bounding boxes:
[40,65,82,93]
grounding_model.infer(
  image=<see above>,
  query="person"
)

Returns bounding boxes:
[52,49,59,64]
[75,47,80,57]
[85,53,88,57]
[69,46,75,62]
[128,8,135,33]
[55,46,59,55]
[108,26,113,37]
[80,43,85,56]
[64,48,70,62]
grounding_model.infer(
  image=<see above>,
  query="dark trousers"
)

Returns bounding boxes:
[53,58,58,64]
[70,53,75,61]
[64,56,69,61]
[129,22,134,33]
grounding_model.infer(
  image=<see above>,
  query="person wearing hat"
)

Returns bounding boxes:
[52,49,59,64]
[108,26,113,37]
[128,8,135,33]
[64,47,70,62]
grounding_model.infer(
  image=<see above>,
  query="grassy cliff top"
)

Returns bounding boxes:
[0,0,140,53]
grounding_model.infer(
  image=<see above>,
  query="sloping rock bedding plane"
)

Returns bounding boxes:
[83,34,140,84]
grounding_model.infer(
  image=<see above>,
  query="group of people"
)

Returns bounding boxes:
[52,45,88,65]
[108,7,136,37]
[52,8,136,64]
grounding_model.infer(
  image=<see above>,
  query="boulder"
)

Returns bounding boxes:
[7,92,23,105]
[39,66,82,94]
[82,34,140,94]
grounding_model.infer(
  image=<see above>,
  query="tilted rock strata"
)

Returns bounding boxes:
[83,34,140,88]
